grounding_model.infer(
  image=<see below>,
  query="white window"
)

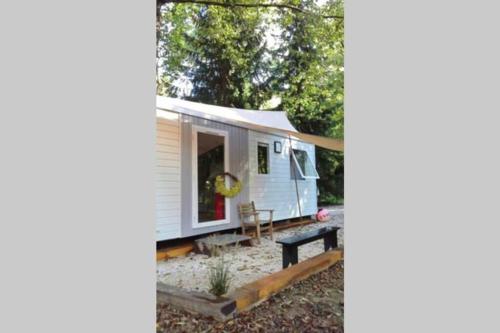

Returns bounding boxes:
[257,142,270,174]
[291,149,320,179]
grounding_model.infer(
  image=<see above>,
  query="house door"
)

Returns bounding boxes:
[192,126,230,228]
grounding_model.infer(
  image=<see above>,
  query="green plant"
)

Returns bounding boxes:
[205,235,223,257]
[208,255,232,297]
[319,194,344,206]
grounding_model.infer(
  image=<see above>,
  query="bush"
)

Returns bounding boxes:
[208,255,232,297]
[319,194,344,206]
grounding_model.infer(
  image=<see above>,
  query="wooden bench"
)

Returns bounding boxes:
[276,227,340,268]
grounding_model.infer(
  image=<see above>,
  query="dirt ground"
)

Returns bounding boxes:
[156,260,344,333]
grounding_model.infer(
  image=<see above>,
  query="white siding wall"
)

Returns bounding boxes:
[248,131,318,221]
[156,110,181,241]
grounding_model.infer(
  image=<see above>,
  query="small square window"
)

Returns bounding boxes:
[258,143,269,174]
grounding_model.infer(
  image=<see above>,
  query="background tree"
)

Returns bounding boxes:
[272,0,344,204]
[185,6,272,108]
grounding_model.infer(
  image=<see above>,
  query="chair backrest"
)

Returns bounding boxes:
[238,201,256,218]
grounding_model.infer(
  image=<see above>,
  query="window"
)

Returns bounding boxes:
[192,126,229,228]
[291,149,319,179]
[257,143,269,174]
[197,132,225,222]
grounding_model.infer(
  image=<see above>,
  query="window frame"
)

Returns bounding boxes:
[291,148,320,179]
[191,125,230,229]
[257,142,270,175]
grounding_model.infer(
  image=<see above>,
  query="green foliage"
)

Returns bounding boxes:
[316,148,343,204]
[157,4,195,95]
[272,0,344,201]
[272,0,344,135]
[158,3,273,108]
[186,6,272,108]
[319,194,344,206]
[208,253,232,297]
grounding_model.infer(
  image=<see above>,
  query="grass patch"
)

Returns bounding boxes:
[208,254,232,297]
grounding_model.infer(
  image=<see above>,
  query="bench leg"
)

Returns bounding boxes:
[324,231,338,251]
[282,246,299,269]
[282,246,290,269]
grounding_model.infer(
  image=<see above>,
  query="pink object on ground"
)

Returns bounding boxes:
[316,208,330,222]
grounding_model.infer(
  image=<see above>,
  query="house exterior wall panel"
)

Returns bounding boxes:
[248,131,317,221]
[156,111,182,240]
[179,115,250,238]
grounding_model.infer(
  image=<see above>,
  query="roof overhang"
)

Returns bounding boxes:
[157,96,344,152]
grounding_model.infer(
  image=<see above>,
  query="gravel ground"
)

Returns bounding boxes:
[157,209,344,293]
[157,260,344,333]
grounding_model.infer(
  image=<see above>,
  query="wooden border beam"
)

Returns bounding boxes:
[156,243,194,261]
[157,283,237,321]
[230,249,343,311]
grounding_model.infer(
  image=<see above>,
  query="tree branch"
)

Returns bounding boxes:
[158,0,344,19]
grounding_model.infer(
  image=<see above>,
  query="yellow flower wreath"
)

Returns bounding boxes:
[215,173,242,198]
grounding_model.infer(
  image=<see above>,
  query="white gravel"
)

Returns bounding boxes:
[157,209,344,294]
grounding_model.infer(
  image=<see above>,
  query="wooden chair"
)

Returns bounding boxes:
[237,201,274,242]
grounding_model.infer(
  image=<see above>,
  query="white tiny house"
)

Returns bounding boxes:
[156,97,342,242]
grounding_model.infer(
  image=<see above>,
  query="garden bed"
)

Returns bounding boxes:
[156,209,343,294]
[157,260,344,333]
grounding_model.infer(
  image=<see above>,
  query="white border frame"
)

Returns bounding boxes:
[191,125,230,228]
[257,141,271,175]
[291,148,320,179]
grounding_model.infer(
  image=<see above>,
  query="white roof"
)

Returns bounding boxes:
[156,96,343,151]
